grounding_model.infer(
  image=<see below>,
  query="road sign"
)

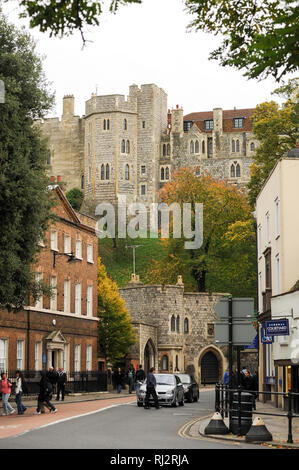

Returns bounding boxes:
[264,319,289,336]
[214,321,257,346]
[261,324,273,343]
[215,297,254,320]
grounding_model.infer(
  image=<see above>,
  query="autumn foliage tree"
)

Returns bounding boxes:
[97,258,136,365]
[148,168,257,300]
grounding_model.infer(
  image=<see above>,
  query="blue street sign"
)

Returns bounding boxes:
[264,318,289,336]
[261,324,274,343]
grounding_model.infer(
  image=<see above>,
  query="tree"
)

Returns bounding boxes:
[17,0,141,42]
[97,258,136,365]
[185,0,299,81]
[66,187,84,211]
[248,78,299,206]
[147,168,257,300]
[0,12,54,309]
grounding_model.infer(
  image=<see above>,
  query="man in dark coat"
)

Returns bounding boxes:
[114,368,124,393]
[56,367,67,401]
[46,367,58,395]
[144,367,160,410]
[35,371,57,414]
[135,364,146,391]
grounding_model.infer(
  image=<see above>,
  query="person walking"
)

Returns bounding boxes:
[126,366,135,394]
[56,367,67,401]
[15,371,27,415]
[0,373,15,415]
[46,366,58,396]
[114,368,124,394]
[135,364,146,391]
[35,371,57,415]
[144,367,160,410]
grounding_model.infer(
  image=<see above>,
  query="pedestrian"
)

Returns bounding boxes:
[14,371,28,415]
[46,366,58,395]
[223,368,229,386]
[56,367,67,401]
[0,373,15,416]
[144,367,160,410]
[35,371,57,415]
[252,370,259,399]
[126,366,135,394]
[135,364,146,391]
[114,368,124,394]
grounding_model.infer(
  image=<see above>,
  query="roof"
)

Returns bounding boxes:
[184,108,256,133]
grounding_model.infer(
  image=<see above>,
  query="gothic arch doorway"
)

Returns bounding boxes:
[199,347,223,385]
[144,339,156,375]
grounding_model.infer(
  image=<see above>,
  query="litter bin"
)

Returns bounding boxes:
[229,391,253,435]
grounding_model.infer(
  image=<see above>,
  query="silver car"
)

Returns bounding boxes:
[137,373,185,407]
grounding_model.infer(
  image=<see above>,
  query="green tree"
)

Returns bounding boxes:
[97,258,136,365]
[66,187,84,211]
[0,12,54,309]
[248,78,299,207]
[185,0,299,81]
[148,168,257,300]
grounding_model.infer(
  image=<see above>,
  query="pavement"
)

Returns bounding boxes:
[1,388,299,448]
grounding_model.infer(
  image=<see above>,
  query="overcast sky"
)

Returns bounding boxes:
[2,0,296,118]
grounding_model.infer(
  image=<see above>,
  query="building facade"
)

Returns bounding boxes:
[256,152,299,410]
[0,186,99,374]
[119,277,228,384]
[41,84,259,216]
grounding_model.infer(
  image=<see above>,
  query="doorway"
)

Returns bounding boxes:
[201,351,220,384]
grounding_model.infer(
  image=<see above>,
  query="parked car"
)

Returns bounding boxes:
[137,373,185,407]
[176,373,199,403]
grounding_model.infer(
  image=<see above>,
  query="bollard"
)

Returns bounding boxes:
[204,412,229,435]
[245,417,272,442]
[229,391,253,436]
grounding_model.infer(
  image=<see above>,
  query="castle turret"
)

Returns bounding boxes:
[63,95,75,117]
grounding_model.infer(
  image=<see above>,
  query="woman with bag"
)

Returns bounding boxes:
[15,371,27,415]
[0,372,15,415]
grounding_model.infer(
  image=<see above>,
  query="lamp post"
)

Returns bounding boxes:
[125,245,143,275]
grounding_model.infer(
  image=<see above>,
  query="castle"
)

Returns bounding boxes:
[41,83,258,215]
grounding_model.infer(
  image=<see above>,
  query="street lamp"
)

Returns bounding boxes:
[125,245,143,275]
[52,251,80,268]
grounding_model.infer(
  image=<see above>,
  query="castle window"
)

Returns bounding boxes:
[202,140,205,153]
[236,163,241,177]
[190,140,194,154]
[103,120,106,130]
[123,119,127,130]
[121,139,125,153]
[126,140,130,154]
[232,140,235,152]
[165,167,170,180]
[141,165,146,175]
[171,315,175,332]
[163,144,166,156]
[176,315,180,333]
[162,355,169,371]
[207,323,214,336]
[161,167,165,181]
[250,142,255,151]
[230,161,241,178]
[167,144,170,156]
[100,164,105,180]
[125,164,130,180]
[184,318,189,334]
[106,164,110,180]
[141,184,146,195]
[142,121,146,129]
[107,119,110,130]
[195,140,199,154]
[204,119,213,130]
[234,117,244,128]
[236,140,240,152]
[81,174,84,189]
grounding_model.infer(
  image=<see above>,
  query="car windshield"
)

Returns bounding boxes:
[155,374,175,385]
[177,374,191,384]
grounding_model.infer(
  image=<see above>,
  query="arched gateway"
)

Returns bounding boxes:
[198,346,225,385]
[144,339,156,375]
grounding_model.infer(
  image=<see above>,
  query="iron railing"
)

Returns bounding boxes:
[215,383,299,444]
[1,370,108,395]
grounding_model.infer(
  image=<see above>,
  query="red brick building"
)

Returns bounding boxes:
[0,186,99,374]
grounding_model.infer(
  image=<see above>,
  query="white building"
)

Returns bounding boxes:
[256,146,299,410]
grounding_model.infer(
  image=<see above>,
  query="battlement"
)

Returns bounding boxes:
[85,92,137,116]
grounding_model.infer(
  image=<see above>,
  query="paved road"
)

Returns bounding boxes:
[0,390,263,450]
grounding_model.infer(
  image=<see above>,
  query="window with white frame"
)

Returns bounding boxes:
[63,344,69,372]
[35,273,43,309]
[0,339,7,371]
[267,215,272,248]
[35,342,41,371]
[50,230,58,251]
[74,344,81,372]
[75,238,82,259]
[16,340,24,370]
[274,197,280,238]
[75,283,81,315]
[87,244,93,263]
[64,234,71,254]
[257,224,262,256]
[87,285,93,317]
[50,276,57,310]
[64,279,71,313]
[86,345,92,371]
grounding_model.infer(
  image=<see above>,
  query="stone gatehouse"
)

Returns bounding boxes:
[119,278,229,384]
